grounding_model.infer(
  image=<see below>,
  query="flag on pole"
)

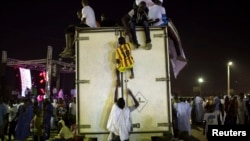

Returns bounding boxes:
[167,19,187,78]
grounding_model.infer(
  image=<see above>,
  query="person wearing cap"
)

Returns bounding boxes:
[53,119,73,141]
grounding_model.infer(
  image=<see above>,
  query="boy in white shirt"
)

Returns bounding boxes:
[148,0,168,26]
[81,0,97,28]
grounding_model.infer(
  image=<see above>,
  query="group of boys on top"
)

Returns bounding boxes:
[59,0,168,58]
[121,0,167,50]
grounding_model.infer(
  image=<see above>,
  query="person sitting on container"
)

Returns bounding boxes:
[148,0,168,26]
[59,0,97,59]
[129,1,152,50]
[59,9,89,59]
[115,36,134,87]
[100,13,117,27]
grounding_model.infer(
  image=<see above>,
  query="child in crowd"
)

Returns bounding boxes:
[203,103,218,139]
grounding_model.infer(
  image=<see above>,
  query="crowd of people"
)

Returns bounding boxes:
[0,92,77,141]
[3,91,250,141]
[106,85,139,141]
[0,0,187,141]
[172,92,250,140]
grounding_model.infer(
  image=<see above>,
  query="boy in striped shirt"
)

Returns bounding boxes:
[116,37,135,87]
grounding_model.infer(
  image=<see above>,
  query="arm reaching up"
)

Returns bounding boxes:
[114,85,119,103]
[127,88,139,108]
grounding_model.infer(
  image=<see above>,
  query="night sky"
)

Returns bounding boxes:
[1,0,249,96]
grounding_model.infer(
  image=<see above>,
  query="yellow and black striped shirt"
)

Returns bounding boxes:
[115,43,134,72]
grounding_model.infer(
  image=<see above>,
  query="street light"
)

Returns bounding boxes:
[227,61,233,96]
[198,77,204,96]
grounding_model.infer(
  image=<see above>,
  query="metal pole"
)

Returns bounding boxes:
[227,64,230,96]
[1,51,7,98]
[45,46,52,99]
[198,77,203,96]
[165,26,173,135]
[200,84,202,96]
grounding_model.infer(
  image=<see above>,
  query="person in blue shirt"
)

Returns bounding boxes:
[0,98,7,141]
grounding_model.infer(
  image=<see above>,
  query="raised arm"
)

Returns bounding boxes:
[127,88,139,108]
[114,85,119,103]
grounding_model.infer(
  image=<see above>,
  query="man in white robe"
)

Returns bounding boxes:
[237,93,246,124]
[194,96,204,124]
[175,97,192,135]
[107,86,139,141]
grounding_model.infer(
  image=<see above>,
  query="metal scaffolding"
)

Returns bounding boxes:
[1,46,75,98]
